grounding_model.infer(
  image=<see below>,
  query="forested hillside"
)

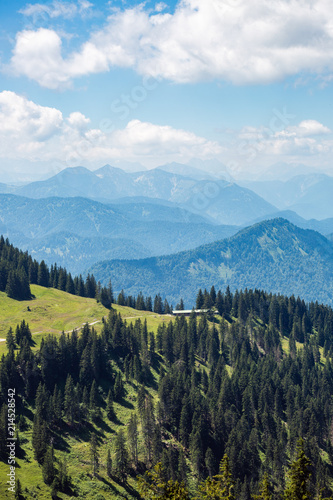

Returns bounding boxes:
[90,218,333,307]
[0,236,111,306]
[0,194,239,274]
[1,286,333,498]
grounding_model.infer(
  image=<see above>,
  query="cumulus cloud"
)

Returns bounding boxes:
[8,28,109,89]
[8,0,333,88]
[67,111,90,130]
[0,90,63,140]
[112,119,222,157]
[234,119,333,167]
[2,91,333,176]
[0,91,222,167]
[277,120,331,138]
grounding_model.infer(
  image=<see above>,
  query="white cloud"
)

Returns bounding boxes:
[8,0,333,88]
[67,111,90,130]
[154,3,167,13]
[277,120,331,138]
[8,28,109,89]
[0,91,222,168]
[2,91,333,177]
[111,119,223,159]
[19,0,93,20]
[9,29,70,89]
[230,119,333,173]
[0,90,63,140]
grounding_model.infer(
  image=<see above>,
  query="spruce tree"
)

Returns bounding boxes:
[127,412,139,466]
[32,414,47,463]
[64,374,75,423]
[37,260,49,287]
[138,462,190,500]
[89,379,101,421]
[199,454,235,500]
[254,472,273,500]
[114,429,129,481]
[107,448,112,477]
[6,327,15,351]
[106,388,115,421]
[113,372,124,402]
[284,439,311,500]
[90,433,99,476]
[58,458,69,492]
[15,478,23,500]
[42,445,55,485]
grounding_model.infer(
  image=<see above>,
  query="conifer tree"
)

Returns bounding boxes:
[107,449,112,477]
[113,372,124,401]
[253,472,272,500]
[81,386,89,419]
[32,414,47,463]
[0,405,7,461]
[64,374,76,423]
[15,478,23,500]
[142,394,155,464]
[65,273,75,294]
[114,429,129,481]
[58,458,69,492]
[42,445,55,485]
[6,327,15,351]
[5,270,18,299]
[90,432,99,476]
[284,439,311,500]
[127,412,139,466]
[106,388,115,421]
[205,447,216,478]
[108,278,114,304]
[198,454,235,500]
[37,260,49,287]
[89,379,101,421]
[196,289,204,309]
[138,462,190,500]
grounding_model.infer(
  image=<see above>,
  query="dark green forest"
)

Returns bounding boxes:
[0,236,174,314]
[0,235,110,304]
[2,282,333,498]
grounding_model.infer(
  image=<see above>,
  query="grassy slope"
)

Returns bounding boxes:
[0,375,161,499]
[0,287,175,499]
[0,285,173,356]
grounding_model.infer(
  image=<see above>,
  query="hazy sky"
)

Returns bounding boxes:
[1,0,333,181]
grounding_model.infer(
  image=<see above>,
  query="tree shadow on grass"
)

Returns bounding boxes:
[116,397,134,410]
[98,474,142,499]
[51,430,71,453]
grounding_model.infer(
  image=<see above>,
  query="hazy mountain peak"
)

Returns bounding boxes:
[156,162,213,180]
[94,164,127,178]
[56,166,94,177]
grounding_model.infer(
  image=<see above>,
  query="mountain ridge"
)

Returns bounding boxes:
[9,165,278,225]
[89,218,333,307]
[0,193,239,274]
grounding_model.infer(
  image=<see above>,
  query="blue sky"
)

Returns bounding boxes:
[1,0,333,182]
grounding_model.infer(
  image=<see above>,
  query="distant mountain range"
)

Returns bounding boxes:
[1,164,332,222]
[0,165,277,226]
[252,210,333,235]
[89,218,333,307]
[241,173,333,219]
[0,194,239,274]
